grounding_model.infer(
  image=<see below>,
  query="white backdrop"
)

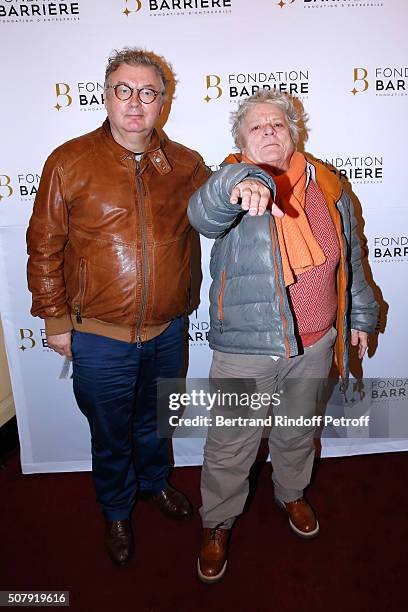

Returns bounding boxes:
[1,0,407,473]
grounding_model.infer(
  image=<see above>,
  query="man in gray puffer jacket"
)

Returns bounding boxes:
[187,90,378,584]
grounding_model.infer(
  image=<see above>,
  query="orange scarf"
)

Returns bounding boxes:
[225,151,326,286]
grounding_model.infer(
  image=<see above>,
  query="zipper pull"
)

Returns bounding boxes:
[136,335,142,348]
[75,306,82,324]
[219,319,223,335]
[135,154,141,174]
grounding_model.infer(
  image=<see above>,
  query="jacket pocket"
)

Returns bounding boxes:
[218,270,226,334]
[74,258,87,324]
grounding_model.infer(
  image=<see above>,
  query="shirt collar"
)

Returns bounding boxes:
[101,118,171,174]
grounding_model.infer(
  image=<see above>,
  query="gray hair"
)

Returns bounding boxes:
[231,90,307,149]
[105,47,170,96]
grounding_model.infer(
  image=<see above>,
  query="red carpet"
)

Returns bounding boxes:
[0,450,406,612]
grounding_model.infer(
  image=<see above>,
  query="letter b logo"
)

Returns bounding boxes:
[204,75,222,102]
[351,68,369,95]
[19,329,36,350]
[0,175,13,201]
[123,0,142,15]
[54,83,73,111]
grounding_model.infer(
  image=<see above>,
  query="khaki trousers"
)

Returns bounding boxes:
[200,327,336,528]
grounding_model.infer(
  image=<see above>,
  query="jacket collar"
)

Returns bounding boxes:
[101,119,172,175]
[305,154,342,202]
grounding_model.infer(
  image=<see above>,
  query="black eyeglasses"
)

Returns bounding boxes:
[106,83,163,104]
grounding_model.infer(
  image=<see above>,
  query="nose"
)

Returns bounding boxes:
[129,91,142,107]
[263,123,276,135]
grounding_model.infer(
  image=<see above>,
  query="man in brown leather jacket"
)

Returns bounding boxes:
[26,48,212,565]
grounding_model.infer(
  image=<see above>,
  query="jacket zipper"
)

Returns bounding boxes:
[75,258,86,324]
[134,158,148,347]
[218,270,226,334]
[269,219,291,357]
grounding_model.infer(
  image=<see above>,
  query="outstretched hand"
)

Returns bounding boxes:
[230,179,284,218]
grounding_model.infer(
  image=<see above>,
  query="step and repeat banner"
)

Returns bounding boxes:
[1,0,407,473]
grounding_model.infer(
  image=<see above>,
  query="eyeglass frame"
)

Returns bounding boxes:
[105,83,164,104]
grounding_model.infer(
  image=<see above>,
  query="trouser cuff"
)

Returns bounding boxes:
[273,484,304,504]
[202,517,235,529]
[103,509,131,522]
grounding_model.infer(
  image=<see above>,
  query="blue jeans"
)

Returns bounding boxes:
[72,317,183,521]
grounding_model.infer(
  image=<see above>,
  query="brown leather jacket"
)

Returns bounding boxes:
[27,120,211,343]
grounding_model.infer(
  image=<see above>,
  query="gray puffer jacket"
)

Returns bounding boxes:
[187,161,378,381]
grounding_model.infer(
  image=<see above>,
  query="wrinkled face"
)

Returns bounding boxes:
[104,63,164,142]
[240,103,295,171]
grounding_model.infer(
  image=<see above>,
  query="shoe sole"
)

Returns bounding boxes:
[197,558,227,584]
[275,498,320,539]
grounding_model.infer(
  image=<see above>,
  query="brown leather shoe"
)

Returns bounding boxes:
[104,519,133,565]
[198,524,230,584]
[142,486,193,520]
[276,497,319,539]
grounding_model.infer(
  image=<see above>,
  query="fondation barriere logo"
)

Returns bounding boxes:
[15,171,40,200]
[317,154,383,184]
[188,310,210,347]
[53,81,105,112]
[0,171,40,204]
[371,379,408,401]
[351,67,408,96]
[0,0,81,23]
[204,69,310,103]
[371,235,408,263]
[19,327,74,378]
[19,327,48,351]
[122,0,233,18]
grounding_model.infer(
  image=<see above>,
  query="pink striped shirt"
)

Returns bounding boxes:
[288,180,340,348]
